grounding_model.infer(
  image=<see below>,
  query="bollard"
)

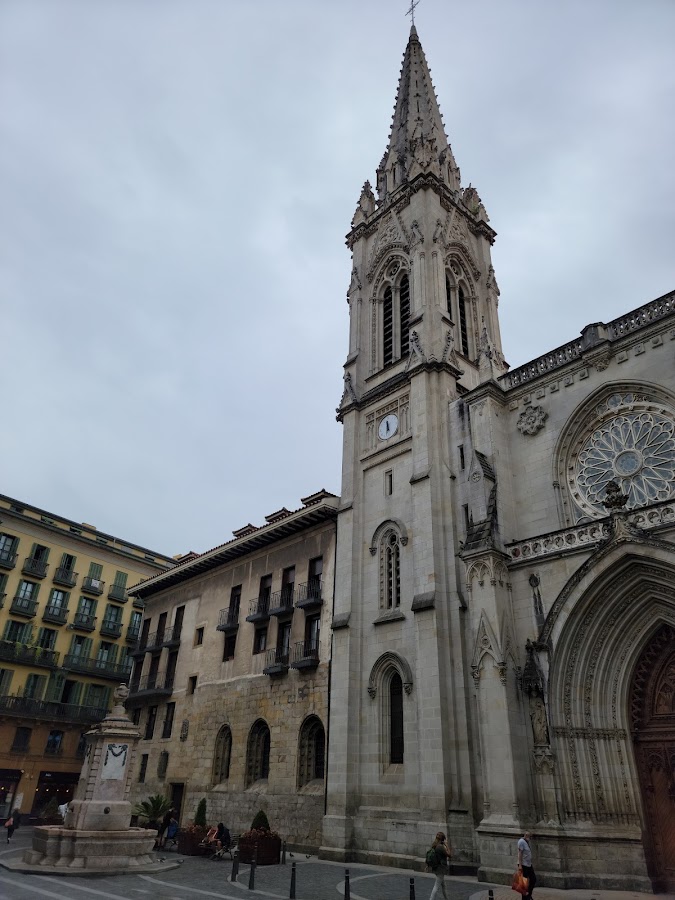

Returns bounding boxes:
[409,875,416,899]
[344,867,351,900]
[289,860,296,899]
[248,856,256,890]
[282,840,286,865]
[231,849,239,882]
[488,891,494,900]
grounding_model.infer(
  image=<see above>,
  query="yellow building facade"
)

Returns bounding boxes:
[0,493,174,820]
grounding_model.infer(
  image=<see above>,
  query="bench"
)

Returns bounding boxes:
[209,833,240,860]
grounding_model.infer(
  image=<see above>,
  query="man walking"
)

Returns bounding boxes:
[517,831,536,900]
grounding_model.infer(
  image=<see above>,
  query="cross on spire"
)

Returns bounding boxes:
[405,0,420,27]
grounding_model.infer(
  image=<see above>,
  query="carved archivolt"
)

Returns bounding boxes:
[555,382,675,525]
[367,651,413,698]
[369,518,409,556]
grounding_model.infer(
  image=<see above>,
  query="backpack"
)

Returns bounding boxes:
[425,846,438,868]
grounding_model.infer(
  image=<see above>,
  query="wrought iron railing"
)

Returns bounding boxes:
[0,548,17,569]
[108,583,127,601]
[42,603,69,625]
[10,596,38,617]
[129,672,174,695]
[263,647,290,672]
[246,593,271,621]
[0,694,107,724]
[291,638,320,665]
[63,654,132,680]
[269,587,295,615]
[100,618,123,638]
[73,611,97,631]
[295,579,323,608]
[217,605,240,630]
[53,566,78,587]
[82,576,104,595]
[0,639,60,668]
[22,557,48,578]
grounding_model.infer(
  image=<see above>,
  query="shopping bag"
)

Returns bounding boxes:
[511,869,529,895]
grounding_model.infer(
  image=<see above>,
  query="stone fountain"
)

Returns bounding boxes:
[1,684,178,874]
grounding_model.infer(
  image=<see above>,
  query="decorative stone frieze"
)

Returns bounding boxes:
[516,405,548,435]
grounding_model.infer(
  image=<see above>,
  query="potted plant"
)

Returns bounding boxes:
[132,794,172,832]
[177,798,209,855]
[238,810,281,865]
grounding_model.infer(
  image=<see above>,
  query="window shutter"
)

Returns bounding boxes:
[108,643,118,664]
[83,637,93,658]
[0,668,14,693]
[69,681,82,707]
[113,571,127,588]
[37,627,46,646]
[46,672,65,702]
[88,562,103,580]
[32,583,41,601]
[2,621,12,640]
[100,687,111,710]
[29,542,38,559]
[22,624,34,644]
[60,552,76,568]
[81,684,91,707]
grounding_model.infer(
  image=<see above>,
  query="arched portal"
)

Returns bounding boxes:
[630,623,675,893]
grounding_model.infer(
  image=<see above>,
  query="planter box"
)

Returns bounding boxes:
[238,835,281,865]
[177,831,209,856]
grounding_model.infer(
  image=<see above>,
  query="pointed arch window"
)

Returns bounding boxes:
[213,724,232,784]
[246,719,270,786]
[298,715,325,788]
[445,273,453,317]
[389,672,404,764]
[380,529,402,609]
[380,269,412,369]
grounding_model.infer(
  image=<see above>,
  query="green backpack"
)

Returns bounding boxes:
[425,846,438,868]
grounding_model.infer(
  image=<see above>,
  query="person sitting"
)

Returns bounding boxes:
[210,823,232,859]
[165,816,179,848]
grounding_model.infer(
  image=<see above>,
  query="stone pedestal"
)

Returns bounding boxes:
[2,684,179,876]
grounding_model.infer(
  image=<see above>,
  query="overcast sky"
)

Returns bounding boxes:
[1,0,674,556]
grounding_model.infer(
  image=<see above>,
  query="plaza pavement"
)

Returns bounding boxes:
[0,829,672,900]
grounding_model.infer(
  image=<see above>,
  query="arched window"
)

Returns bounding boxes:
[389,672,404,764]
[382,531,401,609]
[383,286,394,366]
[445,273,453,317]
[399,275,410,358]
[213,724,232,784]
[246,719,270,786]
[458,285,469,356]
[297,715,325,788]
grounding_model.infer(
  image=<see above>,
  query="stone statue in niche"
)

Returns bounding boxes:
[529,695,550,745]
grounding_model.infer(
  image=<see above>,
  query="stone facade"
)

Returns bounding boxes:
[321,24,675,895]
[127,493,337,851]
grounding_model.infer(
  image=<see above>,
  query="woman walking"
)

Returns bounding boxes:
[4,813,15,844]
[429,831,452,900]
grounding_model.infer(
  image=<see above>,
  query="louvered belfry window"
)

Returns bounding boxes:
[399,275,410,357]
[383,286,394,365]
[458,285,470,356]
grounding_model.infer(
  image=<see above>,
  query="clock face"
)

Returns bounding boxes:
[378,413,399,441]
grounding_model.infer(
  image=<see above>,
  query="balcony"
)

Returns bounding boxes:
[22,557,48,579]
[290,639,320,670]
[269,587,295,617]
[126,625,141,644]
[0,694,107,724]
[246,594,271,623]
[0,591,5,609]
[128,671,174,701]
[108,583,128,602]
[10,595,38,618]
[263,647,289,677]
[53,566,78,588]
[82,576,105,595]
[132,597,145,609]
[44,745,63,757]
[0,548,17,570]
[63,653,132,681]
[100,618,123,638]
[72,612,97,632]
[0,639,60,669]
[295,579,323,611]
[216,605,240,633]
[42,603,69,625]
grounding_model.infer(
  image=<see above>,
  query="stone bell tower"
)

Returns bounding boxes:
[322,25,506,867]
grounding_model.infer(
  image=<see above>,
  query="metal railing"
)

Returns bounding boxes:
[295,579,323,608]
[53,566,78,587]
[129,671,174,696]
[0,548,17,569]
[22,557,48,578]
[72,612,97,631]
[42,603,69,625]
[0,639,60,668]
[82,576,104,595]
[108,583,127,601]
[246,593,271,621]
[0,694,107,724]
[126,625,141,644]
[217,605,240,630]
[269,587,295,616]
[10,596,38,617]
[291,638,320,666]
[63,654,132,680]
[100,619,123,638]
[263,647,290,673]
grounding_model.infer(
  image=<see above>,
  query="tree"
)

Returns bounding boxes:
[194,797,207,828]
[251,809,270,832]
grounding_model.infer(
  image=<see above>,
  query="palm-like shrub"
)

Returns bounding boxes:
[132,794,172,829]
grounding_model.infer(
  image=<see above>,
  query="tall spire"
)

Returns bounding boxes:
[376,26,461,202]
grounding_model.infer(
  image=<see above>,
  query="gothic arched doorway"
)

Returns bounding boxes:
[630,623,675,893]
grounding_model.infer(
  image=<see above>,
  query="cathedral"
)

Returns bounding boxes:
[124,24,674,895]
[320,24,675,894]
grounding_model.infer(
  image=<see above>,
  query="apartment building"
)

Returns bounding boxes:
[126,490,337,851]
[0,493,175,818]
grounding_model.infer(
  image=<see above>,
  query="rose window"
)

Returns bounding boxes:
[577,411,675,512]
